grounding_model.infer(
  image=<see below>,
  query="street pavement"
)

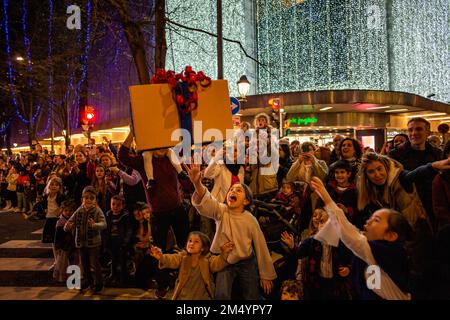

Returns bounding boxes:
[0,209,162,300]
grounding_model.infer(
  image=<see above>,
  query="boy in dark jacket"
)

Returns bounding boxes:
[104,195,131,286]
[326,160,358,226]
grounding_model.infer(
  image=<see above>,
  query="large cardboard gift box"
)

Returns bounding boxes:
[129,80,233,151]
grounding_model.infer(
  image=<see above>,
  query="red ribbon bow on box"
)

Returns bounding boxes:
[151,66,212,113]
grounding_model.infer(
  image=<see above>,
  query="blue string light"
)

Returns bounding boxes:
[38,104,51,136]
[22,0,32,87]
[3,0,21,119]
[32,104,41,123]
[74,0,91,127]
[69,35,81,129]
[42,0,53,136]
[3,0,40,125]
[68,63,77,128]
[20,0,40,124]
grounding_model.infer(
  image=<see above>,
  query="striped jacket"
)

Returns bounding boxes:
[67,205,106,248]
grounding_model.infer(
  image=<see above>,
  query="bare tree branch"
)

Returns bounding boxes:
[166,18,265,68]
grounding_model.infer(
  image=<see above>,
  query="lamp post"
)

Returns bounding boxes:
[279,108,285,138]
[217,0,223,79]
[237,75,251,102]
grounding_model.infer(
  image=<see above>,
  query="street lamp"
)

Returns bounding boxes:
[13,143,18,148]
[237,75,251,102]
[15,56,24,61]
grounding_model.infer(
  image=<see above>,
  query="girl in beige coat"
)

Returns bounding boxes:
[150,231,233,300]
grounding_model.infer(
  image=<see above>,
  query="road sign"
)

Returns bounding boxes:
[230,97,240,115]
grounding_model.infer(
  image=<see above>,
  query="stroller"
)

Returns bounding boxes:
[251,181,313,298]
[253,181,312,243]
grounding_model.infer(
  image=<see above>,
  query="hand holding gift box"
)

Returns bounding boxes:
[129,67,233,152]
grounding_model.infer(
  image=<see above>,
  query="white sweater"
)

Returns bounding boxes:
[192,190,277,281]
[316,202,411,300]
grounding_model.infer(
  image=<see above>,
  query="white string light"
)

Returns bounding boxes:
[256,0,449,104]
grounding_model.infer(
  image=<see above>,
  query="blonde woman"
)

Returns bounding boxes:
[355,153,450,228]
[356,152,450,299]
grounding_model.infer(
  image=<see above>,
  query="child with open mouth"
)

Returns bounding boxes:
[184,162,276,300]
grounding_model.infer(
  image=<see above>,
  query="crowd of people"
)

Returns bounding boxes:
[0,115,449,300]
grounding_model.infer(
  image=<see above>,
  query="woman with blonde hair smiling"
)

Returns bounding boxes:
[356,152,450,299]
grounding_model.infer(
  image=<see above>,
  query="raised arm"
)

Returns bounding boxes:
[203,151,223,179]
[117,168,142,186]
[117,133,144,171]
[285,157,302,182]
[405,157,450,184]
[251,218,277,295]
[185,162,223,220]
[311,177,411,300]
[311,177,376,264]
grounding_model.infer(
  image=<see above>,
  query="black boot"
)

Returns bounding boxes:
[146,179,156,191]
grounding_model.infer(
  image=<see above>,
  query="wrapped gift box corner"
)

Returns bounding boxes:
[129,80,233,151]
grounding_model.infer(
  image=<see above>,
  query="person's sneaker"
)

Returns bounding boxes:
[146,179,156,191]
[79,283,90,293]
[154,288,168,299]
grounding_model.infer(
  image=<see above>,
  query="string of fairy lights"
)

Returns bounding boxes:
[74,0,91,128]
[41,0,53,137]
[166,0,251,96]
[256,0,449,103]
[2,0,92,139]
[3,0,21,123]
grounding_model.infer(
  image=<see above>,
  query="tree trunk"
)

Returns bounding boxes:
[121,22,149,84]
[154,0,166,70]
[110,0,150,85]
[27,122,37,148]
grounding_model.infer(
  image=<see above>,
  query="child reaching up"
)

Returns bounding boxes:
[310,176,412,300]
[281,211,353,300]
[149,231,233,300]
[184,162,277,300]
